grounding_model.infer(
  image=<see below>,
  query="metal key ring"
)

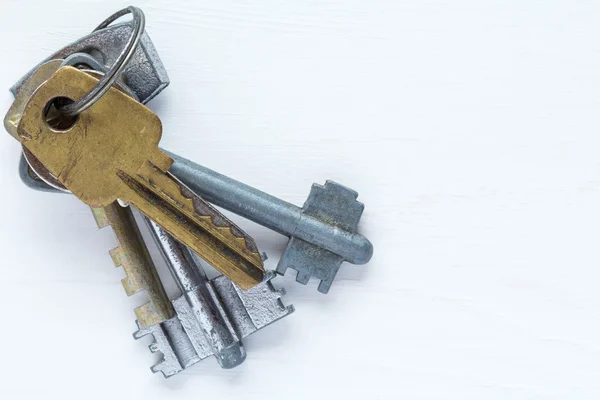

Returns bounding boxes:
[59,6,145,116]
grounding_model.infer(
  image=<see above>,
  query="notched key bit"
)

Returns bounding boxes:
[278,181,367,293]
[134,221,294,378]
[15,66,264,289]
[91,203,174,328]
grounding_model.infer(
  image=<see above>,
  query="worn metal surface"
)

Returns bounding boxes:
[11,22,168,105]
[11,61,137,193]
[135,220,294,378]
[15,67,264,289]
[60,7,145,116]
[92,204,174,328]
[167,152,373,294]
[4,60,62,140]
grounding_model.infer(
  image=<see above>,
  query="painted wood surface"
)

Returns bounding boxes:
[1,1,600,398]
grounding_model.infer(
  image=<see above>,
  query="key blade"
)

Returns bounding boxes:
[119,161,265,289]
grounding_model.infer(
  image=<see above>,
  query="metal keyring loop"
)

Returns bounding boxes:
[59,6,145,116]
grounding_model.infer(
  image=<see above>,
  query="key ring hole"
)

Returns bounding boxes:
[43,97,79,131]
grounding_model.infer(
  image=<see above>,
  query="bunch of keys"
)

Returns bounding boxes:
[4,7,373,377]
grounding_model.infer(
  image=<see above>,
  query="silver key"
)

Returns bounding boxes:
[135,220,294,377]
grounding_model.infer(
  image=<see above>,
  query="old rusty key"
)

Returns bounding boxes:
[17,66,264,289]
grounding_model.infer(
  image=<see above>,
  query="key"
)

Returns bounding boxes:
[135,220,293,378]
[14,66,264,289]
[166,152,373,294]
[5,60,63,141]
[92,203,174,328]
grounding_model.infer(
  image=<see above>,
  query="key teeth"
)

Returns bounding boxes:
[109,247,121,266]
[303,180,365,233]
[133,320,182,378]
[96,204,173,328]
[215,270,294,336]
[277,237,344,294]
[180,183,260,254]
[296,271,311,285]
[320,181,360,201]
[318,279,333,294]
[91,207,110,228]
[149,342,160,353]
[151,358,178,378]
[263,271,288,301]
[133,271,294,377]
[139,168,263,260]
[133,320,151,340]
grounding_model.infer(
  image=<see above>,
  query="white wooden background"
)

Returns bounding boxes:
[2,1,600,399]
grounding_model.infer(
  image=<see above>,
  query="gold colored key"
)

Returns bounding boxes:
[17,66,264,289]
[92,203,174,328]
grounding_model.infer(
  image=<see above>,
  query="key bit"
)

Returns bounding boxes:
[167,152,373,294]
[92,203,174,328]
[14,66,264,289]
[135,221,294,378]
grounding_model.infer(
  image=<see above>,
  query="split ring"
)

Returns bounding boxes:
[59,6,145,116]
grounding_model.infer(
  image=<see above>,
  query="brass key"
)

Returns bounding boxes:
[16,66,264,289]
[92,203,174,328]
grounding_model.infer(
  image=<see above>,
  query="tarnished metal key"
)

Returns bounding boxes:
[92,203,174,328]
[14,66,264,290]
